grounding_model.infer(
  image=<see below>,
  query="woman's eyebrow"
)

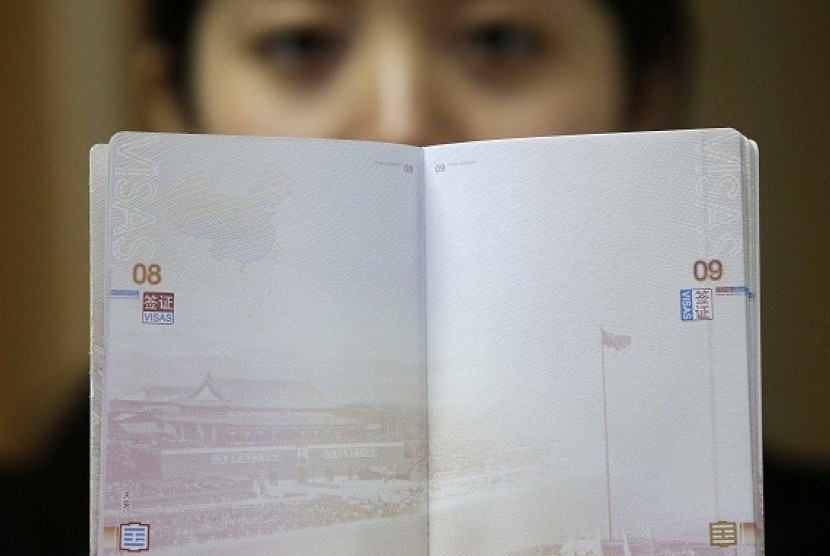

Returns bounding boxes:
[232,0,353,29]
[248,0,352,7]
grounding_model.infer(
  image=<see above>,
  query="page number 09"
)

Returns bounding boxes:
[693,259,723,281]
[132,263,162,285]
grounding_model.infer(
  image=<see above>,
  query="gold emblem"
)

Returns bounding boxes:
[709,520,738,547]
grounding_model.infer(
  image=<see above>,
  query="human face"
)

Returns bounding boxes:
[174,0,627,143]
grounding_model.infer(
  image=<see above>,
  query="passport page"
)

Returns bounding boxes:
[424,129,762,555]
[95,133,427,555]
[90,143,109,555]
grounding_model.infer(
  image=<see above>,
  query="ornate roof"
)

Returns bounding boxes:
[122,373,336,411]
[120,385,194,402]
[188,374,335,410]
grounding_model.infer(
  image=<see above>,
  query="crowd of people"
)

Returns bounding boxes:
[119,487,425,549]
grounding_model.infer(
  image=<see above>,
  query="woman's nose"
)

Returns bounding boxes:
[343,29,461,146]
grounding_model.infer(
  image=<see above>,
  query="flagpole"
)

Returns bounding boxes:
[601,329,613,542]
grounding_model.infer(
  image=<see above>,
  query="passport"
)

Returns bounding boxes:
[91,130,762,554]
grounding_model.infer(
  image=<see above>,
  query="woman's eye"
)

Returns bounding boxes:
[255,27,344,77]
[459,22,544,62]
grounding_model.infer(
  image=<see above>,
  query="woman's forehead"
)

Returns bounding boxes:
[205,0,613,39]
[221,0,599,18]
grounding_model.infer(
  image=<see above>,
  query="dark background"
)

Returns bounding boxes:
[2,1,828,553]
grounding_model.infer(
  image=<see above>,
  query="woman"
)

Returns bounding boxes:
[141,0,689,140]
[2,2,694,554]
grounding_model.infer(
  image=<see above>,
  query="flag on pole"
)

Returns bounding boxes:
[602,329,631,351]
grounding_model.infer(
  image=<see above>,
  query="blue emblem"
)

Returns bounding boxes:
[119,522,150,552]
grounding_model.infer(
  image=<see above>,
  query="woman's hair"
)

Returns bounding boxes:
[146,0,692,124]
[147,0,201,111]
[602,1,693,122]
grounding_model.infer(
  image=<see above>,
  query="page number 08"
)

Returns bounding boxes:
[693,259,723,281]
[133,263,162,285]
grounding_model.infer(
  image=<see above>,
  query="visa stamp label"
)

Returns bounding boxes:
[142,291,174,324]
[119,522,150,552]
[681,288,713,321]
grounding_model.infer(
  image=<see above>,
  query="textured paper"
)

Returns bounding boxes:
[92,130,761,555]
[424,130,761,554]
[95,135,427,555]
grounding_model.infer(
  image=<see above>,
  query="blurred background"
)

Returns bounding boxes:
[1,0,828,550]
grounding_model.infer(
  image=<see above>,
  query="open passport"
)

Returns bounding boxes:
[90,129,762,555]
